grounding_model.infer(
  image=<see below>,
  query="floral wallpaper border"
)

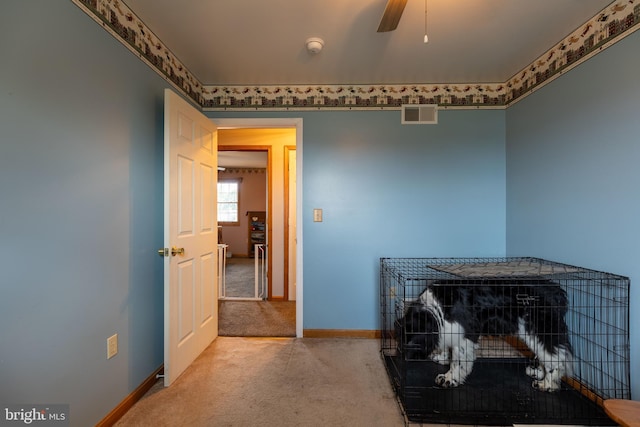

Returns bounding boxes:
[72,0,639,111]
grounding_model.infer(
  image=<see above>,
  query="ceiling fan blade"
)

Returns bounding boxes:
[377,0,408,32]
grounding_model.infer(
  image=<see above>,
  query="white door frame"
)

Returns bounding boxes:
[212,118,303,338]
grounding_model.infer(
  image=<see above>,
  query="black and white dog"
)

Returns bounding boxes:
[398,280,573,392]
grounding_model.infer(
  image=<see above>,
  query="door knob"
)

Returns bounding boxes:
[157,248,169,257]
[171,246,185,256]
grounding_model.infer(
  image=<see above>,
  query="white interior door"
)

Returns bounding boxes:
[163,89,218,386]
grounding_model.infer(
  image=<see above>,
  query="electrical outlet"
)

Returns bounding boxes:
[107,334,118,359]
[313,208,323,222]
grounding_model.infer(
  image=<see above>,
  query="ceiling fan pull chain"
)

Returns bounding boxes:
[424,0,429,43]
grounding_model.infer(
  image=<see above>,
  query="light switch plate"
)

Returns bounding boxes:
[313,208,323,222]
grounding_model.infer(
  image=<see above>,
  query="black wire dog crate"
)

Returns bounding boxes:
[380,257,630,425]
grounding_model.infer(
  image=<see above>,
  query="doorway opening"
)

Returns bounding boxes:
[213,119,302,337]
[217,149,269,301]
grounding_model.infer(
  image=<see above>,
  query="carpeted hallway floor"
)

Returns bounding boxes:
[114,337,405,427]
[219,256,296,337]
[221,257,256,298]
[218,300,296,337]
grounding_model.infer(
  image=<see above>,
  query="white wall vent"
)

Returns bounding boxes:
[401,104,438,124]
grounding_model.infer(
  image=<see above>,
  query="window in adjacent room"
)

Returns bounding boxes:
[218,179,241,225]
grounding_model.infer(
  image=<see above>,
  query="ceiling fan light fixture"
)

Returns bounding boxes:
[305,37,324,54]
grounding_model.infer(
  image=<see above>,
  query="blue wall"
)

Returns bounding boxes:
[506,30,640,398]
[304,110,507,329]
[0,1,167,425]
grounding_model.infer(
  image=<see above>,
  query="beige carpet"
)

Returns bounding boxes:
[218,300,296,337]
[115,337,405,427]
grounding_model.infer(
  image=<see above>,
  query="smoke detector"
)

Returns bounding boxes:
[305,37,324,54]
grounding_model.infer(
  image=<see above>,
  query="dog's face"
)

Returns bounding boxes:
[398,303,440,359]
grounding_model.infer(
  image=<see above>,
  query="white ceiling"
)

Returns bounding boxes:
[123,0,613,86]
